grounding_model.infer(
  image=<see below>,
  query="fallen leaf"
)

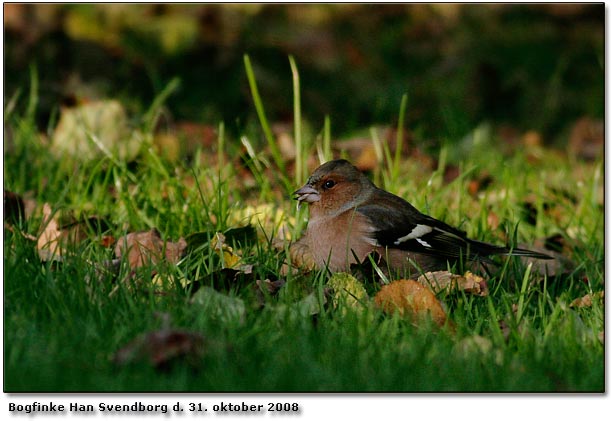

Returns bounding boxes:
[274,292,324,319]
[272,122,296,160]
[113,329,205,370]
[467,172,493,197]
[190,286,246,325]
[487,211,500,230]
[568,116,603,161]
[51,99,142,163]
[417,270,489,296]
[255,278,286,296]
[114,228,187,270]
[326,272,369,311]
[374,279,447,326]
[210,232,242,268]
[570,291,604,308]
[100,235,116,248]
[165,237,188,264]
[354,144,379,172]
[37,203,63,262]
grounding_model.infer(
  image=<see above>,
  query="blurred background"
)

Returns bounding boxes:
[4,3,604,158]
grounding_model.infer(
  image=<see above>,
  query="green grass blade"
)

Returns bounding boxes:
[392,93,408,184]
[289,55,304,185]
[243,55,285,175]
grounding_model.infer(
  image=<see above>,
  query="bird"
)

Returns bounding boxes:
[292,159,552,278]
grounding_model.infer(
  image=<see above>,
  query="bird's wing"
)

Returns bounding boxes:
[357,190,507,260]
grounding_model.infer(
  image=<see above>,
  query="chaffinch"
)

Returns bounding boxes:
[292,159,551,278]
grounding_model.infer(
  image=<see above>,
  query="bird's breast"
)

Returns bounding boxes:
[306,210,377,271]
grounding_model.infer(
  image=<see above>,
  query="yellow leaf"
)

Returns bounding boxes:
[326,272,368,311]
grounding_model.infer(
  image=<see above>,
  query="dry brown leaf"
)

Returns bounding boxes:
[37,203,64,261]
[417,270,489,296]
[354,144,379,172]
[272,122,296,160]
[570,291,604,308]
[568,116,603,161]
[165,237,187,264]
[113,329,205,370]
[487,210,500,230]
[374,279,447,326]
[114,228,187,270]
[100,235,116,248]
[256,278,286,296]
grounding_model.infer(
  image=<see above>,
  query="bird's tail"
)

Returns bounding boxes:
[503,246,553,260]
[469,239,553,260]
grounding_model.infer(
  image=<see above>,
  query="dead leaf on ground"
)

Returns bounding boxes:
[51,99,141,163]
[114,228,187,270]
[272,122,296,160]
[568,116,603,161]
[256,278,286,295]
[417,270,489,296]
[467,172,493,197]
[37,203,64,262]
[32,202,111,262]
[570,291,604,308]
[113,329,205,370]
[274,292,324,319]
[190,286,246,325]
[210,232,242,268]
[374,279,447,326]
[326,272,369,312]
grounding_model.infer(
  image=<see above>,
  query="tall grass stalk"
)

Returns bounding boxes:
[26,64,39,121]
[392,93,408,184]
[289,56,305,185]
[243,55,286,177]
[143,77,181,133]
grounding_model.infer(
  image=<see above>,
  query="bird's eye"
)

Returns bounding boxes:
[323,179,336,189]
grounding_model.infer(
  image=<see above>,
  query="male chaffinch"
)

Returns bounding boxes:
[292,159,551,278]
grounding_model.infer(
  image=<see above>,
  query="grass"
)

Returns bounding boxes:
[3,64,604,392]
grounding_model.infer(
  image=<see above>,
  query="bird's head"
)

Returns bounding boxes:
[293,159,373,216]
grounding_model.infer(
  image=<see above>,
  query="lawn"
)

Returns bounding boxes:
[3,62,604,393]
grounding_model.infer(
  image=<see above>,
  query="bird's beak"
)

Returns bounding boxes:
[293,185,320,209]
